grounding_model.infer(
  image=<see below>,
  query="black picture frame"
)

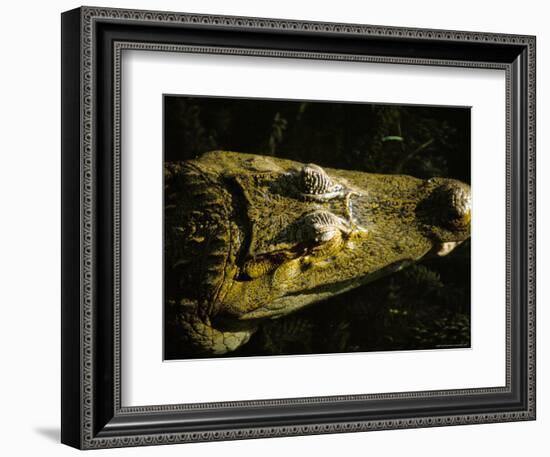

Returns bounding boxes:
[61,6,536,449]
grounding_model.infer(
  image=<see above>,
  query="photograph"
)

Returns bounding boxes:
[163,95,472,359]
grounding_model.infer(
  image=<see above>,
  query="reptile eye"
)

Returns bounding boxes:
[300,164,343,198]
[298,210,350,243]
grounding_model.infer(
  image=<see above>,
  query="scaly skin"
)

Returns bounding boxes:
[164,151,471,356]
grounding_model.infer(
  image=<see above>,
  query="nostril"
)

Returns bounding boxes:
[445,182,471,221]
[420,181,471,231]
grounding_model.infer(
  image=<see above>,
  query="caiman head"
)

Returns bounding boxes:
[165,151,471,356]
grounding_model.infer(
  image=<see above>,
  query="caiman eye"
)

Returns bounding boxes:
[297,210,350,243]
[300,164,343,199]
[239,211,352,280]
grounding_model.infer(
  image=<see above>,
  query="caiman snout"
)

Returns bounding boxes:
[415,178,471,248]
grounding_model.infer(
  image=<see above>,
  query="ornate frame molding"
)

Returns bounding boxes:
[61,6,536,449]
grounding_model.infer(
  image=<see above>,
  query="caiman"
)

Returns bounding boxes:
[164,151,471,356]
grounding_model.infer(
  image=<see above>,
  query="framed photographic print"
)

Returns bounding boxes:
[61,6,536,449]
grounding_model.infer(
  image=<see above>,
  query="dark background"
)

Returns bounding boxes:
[164,95,471,357]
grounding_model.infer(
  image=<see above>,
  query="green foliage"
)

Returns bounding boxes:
[265,112,288,155]
[258,316,314,355]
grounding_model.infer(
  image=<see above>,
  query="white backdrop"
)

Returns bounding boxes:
[122,52,506,405]
[0,0,546,456]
